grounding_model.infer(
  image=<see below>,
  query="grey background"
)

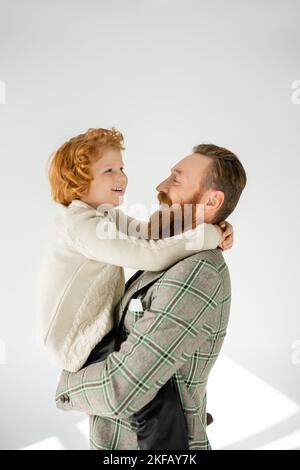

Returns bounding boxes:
[0,0,299,450]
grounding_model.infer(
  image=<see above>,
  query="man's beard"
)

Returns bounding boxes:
[148,191,203,239]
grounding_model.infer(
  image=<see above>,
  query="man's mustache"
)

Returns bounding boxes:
[157,192,172,206]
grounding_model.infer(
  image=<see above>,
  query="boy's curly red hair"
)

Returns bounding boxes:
[48,127,125,206]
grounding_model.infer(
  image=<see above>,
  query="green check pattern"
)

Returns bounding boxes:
[55,248,231,450]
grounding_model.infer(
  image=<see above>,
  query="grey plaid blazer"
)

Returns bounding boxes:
[55,248,231,450]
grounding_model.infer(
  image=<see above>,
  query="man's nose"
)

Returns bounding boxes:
[156,181,168,193]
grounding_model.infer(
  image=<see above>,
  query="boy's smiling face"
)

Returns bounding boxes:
[81,148,128,209]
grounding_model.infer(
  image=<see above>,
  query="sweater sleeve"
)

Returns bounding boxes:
[67,206,220,272]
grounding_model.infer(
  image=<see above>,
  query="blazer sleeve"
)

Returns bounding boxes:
[67,206,220,272]
[55,257,222,418]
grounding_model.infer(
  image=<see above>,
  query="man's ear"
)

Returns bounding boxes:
[206,190,224,210]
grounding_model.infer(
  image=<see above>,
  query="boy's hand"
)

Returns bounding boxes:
[216,220,234,251]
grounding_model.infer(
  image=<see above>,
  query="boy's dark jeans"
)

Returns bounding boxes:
[82,328,189,450]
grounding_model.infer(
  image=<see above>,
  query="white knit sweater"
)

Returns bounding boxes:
[36,199,220,372]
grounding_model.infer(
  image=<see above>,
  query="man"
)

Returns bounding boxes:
[55,143,247,450]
